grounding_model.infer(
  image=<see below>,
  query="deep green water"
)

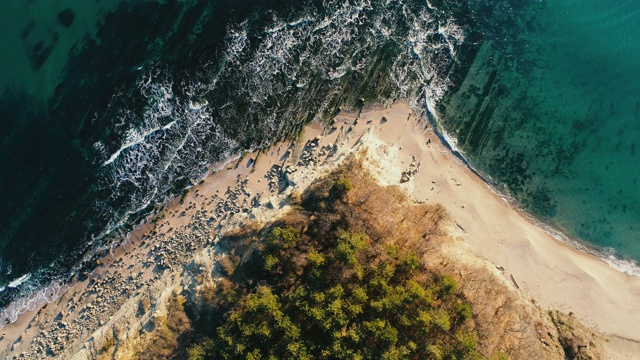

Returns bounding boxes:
[1,0,639,325]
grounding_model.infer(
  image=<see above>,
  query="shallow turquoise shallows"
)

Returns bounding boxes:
[439,0,640,265]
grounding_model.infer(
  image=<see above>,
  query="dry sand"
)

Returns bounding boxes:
[1,102,639,359]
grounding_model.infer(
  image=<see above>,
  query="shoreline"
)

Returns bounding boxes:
[424,61,640,281]
[1,102,640,358]
[426,106,640,279]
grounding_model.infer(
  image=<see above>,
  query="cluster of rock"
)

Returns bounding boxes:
[265,164,288,193]
[297,137,320,167]
[400,155,420,183]
[212,175,256,219]
[8,169,269,359]
[262,138,331,194]
[12,263,144,358]
[297,136,335,168]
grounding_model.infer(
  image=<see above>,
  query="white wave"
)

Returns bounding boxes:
[438,128,461,153]
[103,82,178,166]
[288,16,313,27]
[0,279,68,330]
[328,66,348,80]
[6,0,473,330]
[7,273,31,288]
[602,250,640,277]
[536,220,640,278]
[457,171,640,279]
[312,18,332,32]
[437,19,464,57]
[224,20,249,65]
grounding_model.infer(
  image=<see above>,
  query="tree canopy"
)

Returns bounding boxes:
[186,168,499,360]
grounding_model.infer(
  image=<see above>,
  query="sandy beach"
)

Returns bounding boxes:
[1,102,639,359]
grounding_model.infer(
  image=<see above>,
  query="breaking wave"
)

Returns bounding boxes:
[1,276,68,329]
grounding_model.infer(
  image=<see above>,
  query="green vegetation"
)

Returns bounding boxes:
[190,225,481,359]
[184,161,496,360]
[331,178,354,198]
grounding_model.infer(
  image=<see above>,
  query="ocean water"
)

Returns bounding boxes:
[0,0,639,326]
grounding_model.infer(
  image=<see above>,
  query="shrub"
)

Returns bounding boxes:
[433,310,451,332]
[264,254,280,271]
[267,225,301,249]
[439,274,458,295]
[399,252,420,272]
[331,177,354,197]
[454,300,473,321]
[334,230,366,266]
[456,331,479,356]
[307,249,326,267]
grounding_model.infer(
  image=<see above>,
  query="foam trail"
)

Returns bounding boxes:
[0,280,68,330]
[7,274,31,289]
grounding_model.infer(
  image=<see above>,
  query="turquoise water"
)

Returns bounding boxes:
[0,0,121,100]
[438,0,640,264]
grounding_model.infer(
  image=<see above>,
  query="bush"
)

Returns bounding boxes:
[267,226,301,249]
[331,177,354,198]
[454,300,473,321]
[399,252,420,272]
[456,331,479,356]
[439,274,458,295]
[333,230,366,266]
[433,309,451,332]
[307,249,326,267]
[264,254,280,271]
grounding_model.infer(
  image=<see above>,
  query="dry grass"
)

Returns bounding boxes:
[108,293,192,360]
[303,157,448,254]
